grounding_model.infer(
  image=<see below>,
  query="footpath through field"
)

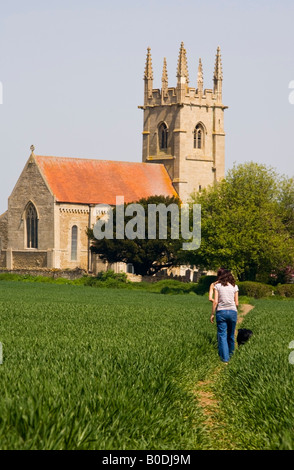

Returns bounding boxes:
[194,304,255,450]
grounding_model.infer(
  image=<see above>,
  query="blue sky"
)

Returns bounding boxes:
[1,0,294,214]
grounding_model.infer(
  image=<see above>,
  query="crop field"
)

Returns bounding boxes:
[0,280,293,450]
[214,299,294,450]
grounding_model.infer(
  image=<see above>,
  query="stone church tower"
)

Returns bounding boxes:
[140,43,227,202]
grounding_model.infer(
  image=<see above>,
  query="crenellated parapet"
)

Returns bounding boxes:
[141,43,225,109]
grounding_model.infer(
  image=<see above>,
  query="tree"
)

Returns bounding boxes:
[187,162,294,281]
[87,195,188,276]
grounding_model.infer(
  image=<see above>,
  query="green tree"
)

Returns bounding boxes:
[87,195,187,276]
[187,162,294,281]
[278,175,294,236]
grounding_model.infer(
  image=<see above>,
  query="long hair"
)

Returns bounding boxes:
[218,270,236,287]
[217,267,228,278]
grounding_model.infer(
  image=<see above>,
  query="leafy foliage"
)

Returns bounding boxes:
[88,195,188,276]
[188,162,294,281]
[238,281,274,299]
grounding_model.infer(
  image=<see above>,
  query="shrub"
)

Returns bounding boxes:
[190,275,217,295]
[96,270,128,283]
[238,281,274,299]
[83,270,130,289]
[274,283,294,297]
[160,284,192,295]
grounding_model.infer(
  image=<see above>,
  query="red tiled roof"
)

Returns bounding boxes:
[35,155,177,205]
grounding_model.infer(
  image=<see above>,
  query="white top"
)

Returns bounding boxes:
[214,282,239,312]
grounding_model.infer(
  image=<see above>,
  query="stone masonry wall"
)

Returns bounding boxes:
[0,211,8,268]
[58,205,89,271]
[12,251,47,269]
[7,156,55,253]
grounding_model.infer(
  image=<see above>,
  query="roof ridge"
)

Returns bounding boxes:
[35,155,156,165]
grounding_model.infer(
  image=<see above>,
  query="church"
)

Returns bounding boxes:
[0,43,226,274]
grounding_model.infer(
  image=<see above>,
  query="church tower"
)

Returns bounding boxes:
[139,43,227,202]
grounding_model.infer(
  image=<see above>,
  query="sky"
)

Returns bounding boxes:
[1,0,294,214]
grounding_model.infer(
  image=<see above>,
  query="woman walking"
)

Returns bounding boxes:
[210,271,239,363]
[208,267,228,302]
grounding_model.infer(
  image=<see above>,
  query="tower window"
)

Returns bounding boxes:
[194,124,204,149]
[71,225,78,261]
[26,203,38,249]
[158,122,168,150]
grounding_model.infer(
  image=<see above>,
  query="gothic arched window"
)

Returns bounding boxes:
[71,225,78,261]
[158,122,168,150]
[194,123,204,149]
[26,203,38,249]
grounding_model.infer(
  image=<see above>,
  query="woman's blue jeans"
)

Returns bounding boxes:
[216,309,237,362]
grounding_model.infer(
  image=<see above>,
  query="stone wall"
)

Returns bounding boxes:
[0,267,86,280]
[12,251,48,269]
[58,205,90,271]
[7,157,55,251]
[0,212,8,267]
[0,211,8,256]
[0,251,6,268]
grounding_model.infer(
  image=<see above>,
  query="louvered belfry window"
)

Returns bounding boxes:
[159,122,168,150]
[194,124,204,149]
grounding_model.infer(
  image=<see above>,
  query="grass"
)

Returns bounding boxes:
[213,300,294,450]
[0,279,294,450]
[0,281,218,450]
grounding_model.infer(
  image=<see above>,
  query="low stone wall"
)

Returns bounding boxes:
[141,271,207,283]
[12,251,48,269]
[126,273,142,282]
[0,251,6,268]
[0,267,87,280]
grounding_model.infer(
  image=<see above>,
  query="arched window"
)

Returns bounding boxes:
[71,225,78,261]
[158,122,168,150]
[194,123,204,149]
[26,203,38,248]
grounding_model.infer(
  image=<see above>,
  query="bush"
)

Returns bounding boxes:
[274,283,294,297]
[83,270,130,289]
[189,275,217,295]
[96,270,128,283]
[238,281,274,299]
[160,284,192,295]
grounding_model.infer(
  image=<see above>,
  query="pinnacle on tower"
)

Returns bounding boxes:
[161,57,168,99]
[144,47,153,102]
[213,46,223,102]
[214,46,223,80]
[177,42,189,85]
[197,58,203,94]
[144,47,153,80]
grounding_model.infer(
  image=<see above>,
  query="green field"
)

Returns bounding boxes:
[0,280,293,450]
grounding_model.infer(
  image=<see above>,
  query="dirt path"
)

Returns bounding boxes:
[195,304,255,449]
[237,303,255,324]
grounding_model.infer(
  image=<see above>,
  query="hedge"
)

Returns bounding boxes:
[274,283,294,297]
[237,281,274,299]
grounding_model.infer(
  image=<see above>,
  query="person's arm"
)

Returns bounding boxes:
[208,282,216,302]
[210,289,218,323]
[234,291,239,309]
